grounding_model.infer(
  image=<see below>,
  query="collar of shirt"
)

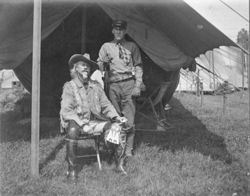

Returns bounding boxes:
[112,39,126,45]
[73,77,84,88]
[73,77,96,89]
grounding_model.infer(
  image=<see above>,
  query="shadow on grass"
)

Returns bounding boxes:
[39,138,66,171]
[0,111,60,143]
[0,92,60,143]
[134,97,232,164]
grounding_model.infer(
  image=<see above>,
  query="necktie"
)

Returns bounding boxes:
[117,43,130,64]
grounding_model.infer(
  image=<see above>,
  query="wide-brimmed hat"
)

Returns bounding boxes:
[68,53,98,70]
[112,20,127,30]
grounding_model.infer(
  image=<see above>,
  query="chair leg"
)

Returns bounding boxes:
[95,136,102,170]
[148,98,159,120]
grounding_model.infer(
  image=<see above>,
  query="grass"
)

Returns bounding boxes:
[0,89,249,196]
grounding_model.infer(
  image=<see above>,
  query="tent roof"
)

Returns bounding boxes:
[0,0,237,71]
[139,2,238,56]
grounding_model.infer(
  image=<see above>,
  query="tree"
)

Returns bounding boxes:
[236,28,249,51]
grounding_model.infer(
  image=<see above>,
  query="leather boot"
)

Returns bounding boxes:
[66,140,78,184]
[125,129,135,157]
[116,130,127,175]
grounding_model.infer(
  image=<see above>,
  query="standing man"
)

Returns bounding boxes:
[60,53,127,182]
[97,20,144,157]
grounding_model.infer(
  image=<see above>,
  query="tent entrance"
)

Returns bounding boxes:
[14,4,179,117]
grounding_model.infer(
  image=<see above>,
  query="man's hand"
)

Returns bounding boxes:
[83,124,93,133]
[115,116,128,124]
[131,86,141,97]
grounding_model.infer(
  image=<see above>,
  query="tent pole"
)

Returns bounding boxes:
[81,5,86,53]
[248,18,250,128]
[31,0,42,178]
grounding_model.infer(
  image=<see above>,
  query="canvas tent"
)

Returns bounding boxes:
[199,46,248,89]
[0,0,238,114]
[177,46,247,92]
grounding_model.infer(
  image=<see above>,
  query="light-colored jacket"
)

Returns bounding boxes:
[60,77,119,128]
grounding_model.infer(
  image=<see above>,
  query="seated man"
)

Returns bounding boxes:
[60,53,127,182]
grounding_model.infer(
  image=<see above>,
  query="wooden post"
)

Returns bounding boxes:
[196,69,200,96]
[222,92,227,114]
[81,5,86,53]
[200,81,203,107]
[242,52,245,89]
[212,50,216,90]
[31,0,42,178]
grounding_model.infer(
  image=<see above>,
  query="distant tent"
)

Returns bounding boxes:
[0,70,20,89]
[177,70,198,92]
[0,0,238,115]
[200,46,247,89]
[177,46,247,92]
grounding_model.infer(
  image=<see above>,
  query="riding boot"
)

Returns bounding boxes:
[66,140,78,183]
[116,129,127,175]
[125,128,135,157]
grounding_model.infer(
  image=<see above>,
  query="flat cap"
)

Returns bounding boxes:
[112,20,127,30]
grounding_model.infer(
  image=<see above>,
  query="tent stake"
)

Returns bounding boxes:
[31,0,42,178]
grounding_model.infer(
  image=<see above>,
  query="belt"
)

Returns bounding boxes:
[109,72,134,83]
[110,76,134,83]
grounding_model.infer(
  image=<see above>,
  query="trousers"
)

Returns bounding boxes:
[109,78,136,152]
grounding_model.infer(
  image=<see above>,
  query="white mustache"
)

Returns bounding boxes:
[78,69,89,73]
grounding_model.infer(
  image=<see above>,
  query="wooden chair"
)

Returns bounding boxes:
[62,126,103,170]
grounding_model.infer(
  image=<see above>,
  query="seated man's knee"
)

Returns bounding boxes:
[103,121,112,132]
[123,122,134,133]
[67,120,80,139]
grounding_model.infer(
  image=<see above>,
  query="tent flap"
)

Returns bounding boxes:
[0,3,77,70]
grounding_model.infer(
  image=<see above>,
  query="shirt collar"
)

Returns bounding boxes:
[73,77,83,88]
[73,77,95,89]
[112,38,126,45]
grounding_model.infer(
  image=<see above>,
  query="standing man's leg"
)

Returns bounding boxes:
[120,79,136,156]
[109,80,136,156]
[109,83,122,115]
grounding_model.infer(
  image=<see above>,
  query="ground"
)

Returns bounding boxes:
[0,89,249,196]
